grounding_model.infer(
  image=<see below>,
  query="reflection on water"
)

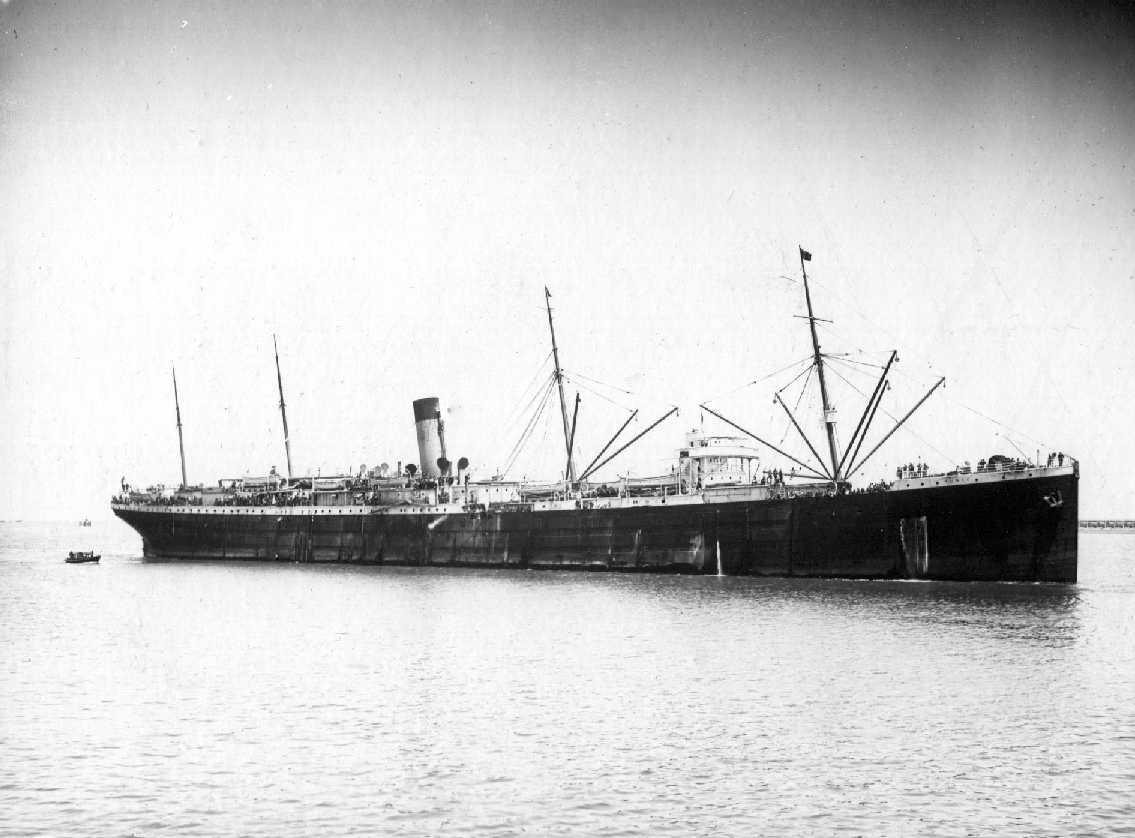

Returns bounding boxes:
[1,521,1132,837]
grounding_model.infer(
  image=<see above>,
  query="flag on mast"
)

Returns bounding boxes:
[799,247,812,261]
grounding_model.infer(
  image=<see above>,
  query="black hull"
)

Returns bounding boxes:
[113,471,1077,582]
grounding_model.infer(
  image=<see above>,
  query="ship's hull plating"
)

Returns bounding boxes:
[113,471,1078,582]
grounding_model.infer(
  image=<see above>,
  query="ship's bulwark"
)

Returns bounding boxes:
[113,471,1078,583]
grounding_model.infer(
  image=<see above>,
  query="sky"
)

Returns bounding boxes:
[1,0,1133,518]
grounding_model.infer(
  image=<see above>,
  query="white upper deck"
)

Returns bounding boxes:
[679,432,762,487]
[681,432,762,458]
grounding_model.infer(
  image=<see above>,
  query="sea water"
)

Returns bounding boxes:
[2,521,1132,837]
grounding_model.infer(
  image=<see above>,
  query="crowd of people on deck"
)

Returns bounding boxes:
[891,451,1071,483]
[849,481,893,494]
[897,461,931,479]
[213,493,316,507]
[759,468,795,485]
[113,489,385,508]
[112,493,205,507]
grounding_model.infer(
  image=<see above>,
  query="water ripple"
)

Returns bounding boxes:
[1,523,1133,836]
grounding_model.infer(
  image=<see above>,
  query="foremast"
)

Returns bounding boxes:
[799,247,842,484]
[273,334,294,480]
[172,365,188,489]
[544,287,577,483]
[794,247,944,484]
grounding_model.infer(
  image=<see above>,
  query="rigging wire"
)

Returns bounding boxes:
[791,364,814,413]
[778,364,815,448]
[790,250,1055,457]
[955,403,1051,450]
[500,376,556,477]
[561,368,636,396]
[782,258,1057,468]
[823,360,957,466]
[826,353,888,371]
[879,360,1054,450]
[505,369,556,436]
[563,374,636,412]
[501,351,555,427]
[501,381,554,478]
[828,354,1053,466]
[824,355,893,383]
[820,316,954,385]
[791,256,913,357]
[701,356,814,404]
[1001,434,1033,462]
[775,361,816,395]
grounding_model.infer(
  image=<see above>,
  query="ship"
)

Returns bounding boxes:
[112,249,1078,582]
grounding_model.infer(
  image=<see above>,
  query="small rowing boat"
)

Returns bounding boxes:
[66,551,100,564]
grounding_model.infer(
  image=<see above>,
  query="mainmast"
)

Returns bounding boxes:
[273,334,293,480]
[544,287,577,482]
[799,247,842,483]
[171,365,188,489]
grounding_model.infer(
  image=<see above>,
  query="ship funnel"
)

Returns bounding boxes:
[413,397,444,478]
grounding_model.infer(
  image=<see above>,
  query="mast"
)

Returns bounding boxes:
[171,365,188,489]
[273,334,293,479]
[544,287,576,482]
[799,247,842,483]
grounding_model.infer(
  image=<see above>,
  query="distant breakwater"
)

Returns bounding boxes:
[1080,519,1135,530]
